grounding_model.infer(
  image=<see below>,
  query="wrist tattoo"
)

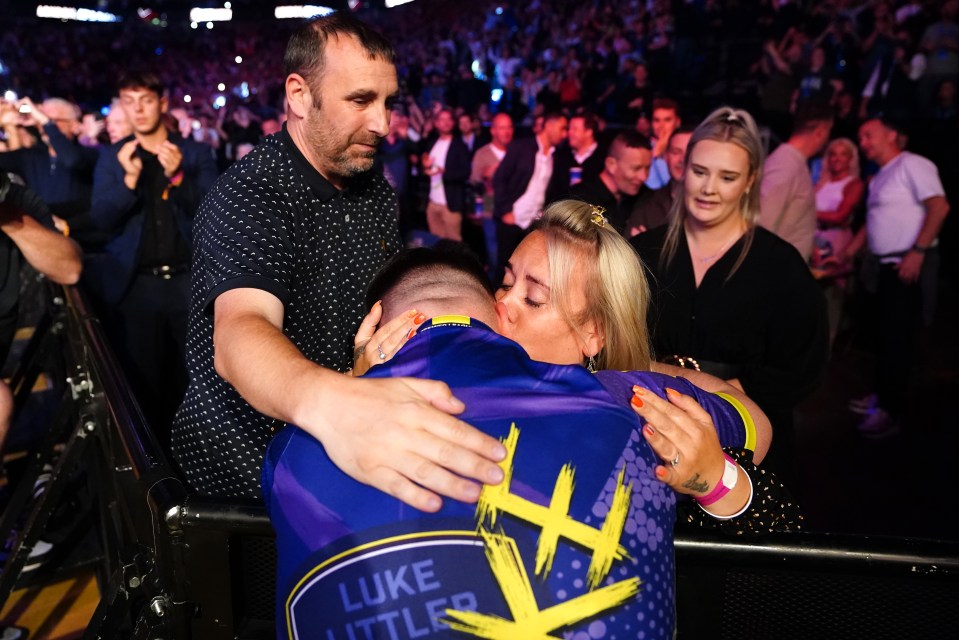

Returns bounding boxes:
[682,474,710,494]
[353,343,366,362]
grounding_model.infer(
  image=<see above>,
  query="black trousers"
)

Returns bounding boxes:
[876,263,922,421]
[113,272,190,449]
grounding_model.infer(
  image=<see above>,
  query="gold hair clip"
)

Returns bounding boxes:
[589,205,608,228]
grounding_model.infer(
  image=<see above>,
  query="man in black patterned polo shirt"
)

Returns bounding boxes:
[172,14,505,503]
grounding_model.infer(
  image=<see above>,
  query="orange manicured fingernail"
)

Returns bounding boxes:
[406,328,416,340]
[631,395,644,409]
[406,309,418,319]
[632,385,645,396]
[413,313,427,325]
[665,388,681,400]
[643,424,655,437]
[655,466,666,479]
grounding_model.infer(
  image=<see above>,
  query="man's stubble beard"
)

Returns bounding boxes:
[307,106,380,180]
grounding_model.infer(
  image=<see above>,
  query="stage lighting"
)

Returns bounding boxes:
[36,5,121,22]
[274,5,335,19]
[190,8,232,23]
[385,0,416,7]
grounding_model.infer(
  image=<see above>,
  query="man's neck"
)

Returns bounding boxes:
[573,140,597,161]
[787,135,819,160]
[878,149,903,167]
[492,140,508,152]
[288,119,345,190]
[135,126,169,154]
[599,170,620,200]
[536,132,553,155]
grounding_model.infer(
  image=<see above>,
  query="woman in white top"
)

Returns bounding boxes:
[814,137,865,342]
[814,138,864,267]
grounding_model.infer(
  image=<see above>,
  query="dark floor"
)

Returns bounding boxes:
[794,272,959,542]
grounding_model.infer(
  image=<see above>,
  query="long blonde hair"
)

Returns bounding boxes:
[661,106,765,278]
[532,200,652,371]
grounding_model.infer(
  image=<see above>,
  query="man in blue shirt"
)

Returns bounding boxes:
[264,247,760,640]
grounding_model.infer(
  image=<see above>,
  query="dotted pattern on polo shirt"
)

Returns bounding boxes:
[171,134,400,499]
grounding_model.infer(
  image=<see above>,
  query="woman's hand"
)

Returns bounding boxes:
[630,385,726,497]
[351,302,426,376]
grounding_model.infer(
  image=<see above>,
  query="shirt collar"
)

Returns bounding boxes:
[279,124,339,202]
[414,315,496,336]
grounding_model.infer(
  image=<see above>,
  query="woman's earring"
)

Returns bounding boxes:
[587,355,597,373]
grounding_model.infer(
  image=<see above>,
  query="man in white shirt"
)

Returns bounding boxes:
[492,113,568,277]
[844,117,950,437]
[423,108,472,241]
[759,104,834,260]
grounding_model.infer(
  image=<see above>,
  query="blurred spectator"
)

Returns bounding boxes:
[760,104,834,261]
[627,125,693,237]
[0,97,97,219]
[647,98,682,189]
[843,117,950,438]
[422,108,471,241]
[471,113,514,206]
[457,112,481,154]
[568,130,652,235]
[0,174,82,449]
[493,112,567,277]
[918,0,959,116]
[89,71,218,445]
[548,112,604,203]
[380,110,418,233]
[105,101,134,144]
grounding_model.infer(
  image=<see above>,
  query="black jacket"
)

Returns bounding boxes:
[422,134,472,212]
[492,137,540,220]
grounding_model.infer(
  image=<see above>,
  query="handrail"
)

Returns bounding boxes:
[11,282,957,638]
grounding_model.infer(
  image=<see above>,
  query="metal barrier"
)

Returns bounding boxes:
[2,283,958,639]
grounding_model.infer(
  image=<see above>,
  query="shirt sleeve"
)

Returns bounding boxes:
[594,370,750,451]
[903,155,946,203]
[194,159,297,313]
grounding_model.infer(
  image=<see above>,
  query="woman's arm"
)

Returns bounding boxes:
[816,178,864,226]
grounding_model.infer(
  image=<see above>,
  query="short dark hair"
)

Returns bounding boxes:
[793,102,835,135]
[667,124,695,146]
[365,245,493,312]
[608,130,651,159]
[543,112,567,125]
[117,71,164,98]
[284,13,395,90]
[652,98,680,115]
[571,112,600,136]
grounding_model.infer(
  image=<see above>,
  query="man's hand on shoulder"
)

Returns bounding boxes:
[303,373,507,513]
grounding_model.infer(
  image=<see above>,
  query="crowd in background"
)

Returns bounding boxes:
[0,0,955,486]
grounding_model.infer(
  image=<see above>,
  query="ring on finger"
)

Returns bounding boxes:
[377,343,387,360]
[670,454,680,467]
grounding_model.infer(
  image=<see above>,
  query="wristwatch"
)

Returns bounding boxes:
[910,243,928,254]
[694,453,739,507]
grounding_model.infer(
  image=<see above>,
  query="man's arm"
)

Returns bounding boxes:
[0,201,81,285]
[40,122,96,172]
[213,288,506,512]
[897,195,949,283]
[89,141,140,232]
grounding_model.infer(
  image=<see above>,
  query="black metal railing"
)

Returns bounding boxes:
[2,283,958,639]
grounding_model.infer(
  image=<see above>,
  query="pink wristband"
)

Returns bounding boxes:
[694,453,738,507]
